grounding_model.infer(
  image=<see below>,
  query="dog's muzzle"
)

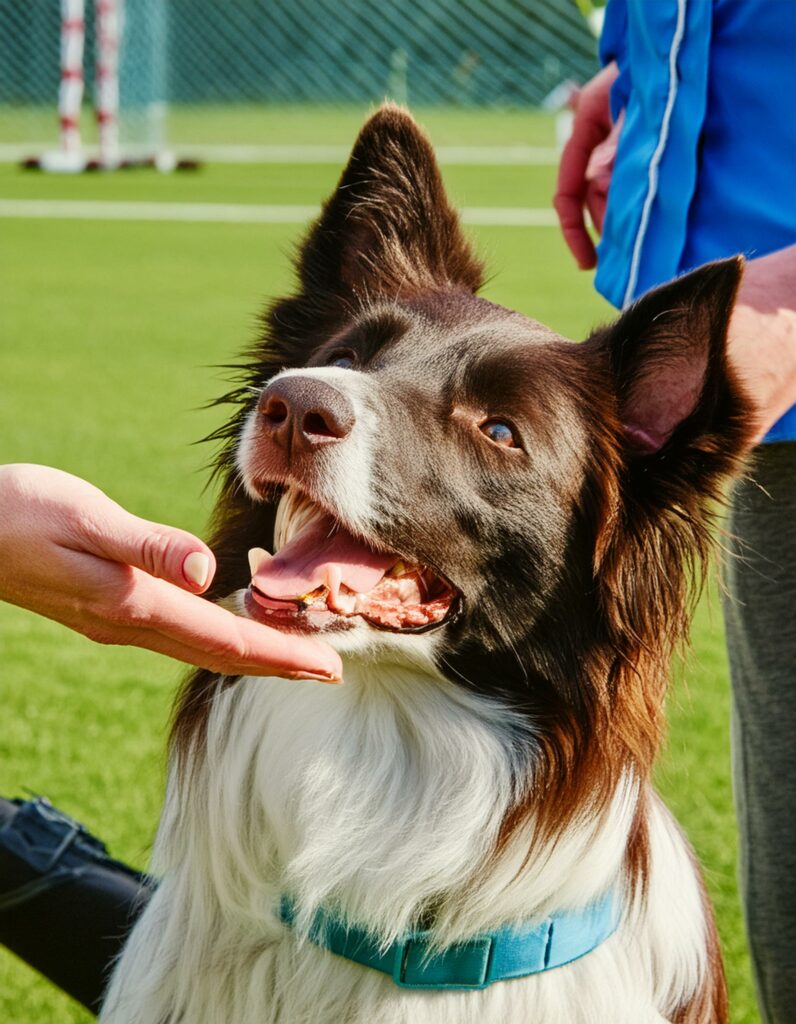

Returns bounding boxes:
[259,376,355,453]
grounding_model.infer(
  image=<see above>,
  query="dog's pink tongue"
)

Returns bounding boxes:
[252,514,395,599]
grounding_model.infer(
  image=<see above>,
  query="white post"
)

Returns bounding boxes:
[58,0,85,157]
[96,0,124,168]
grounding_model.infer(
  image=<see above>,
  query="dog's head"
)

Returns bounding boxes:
[177,107,750,795]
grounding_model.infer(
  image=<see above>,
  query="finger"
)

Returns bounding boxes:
[586,110,624,184]
[585,144,616,184]
[21,546,338,681]
[79,501,217,595]
[586,181,609,236]
[554,131,601,269]
[553,66,617,271]
[553,191,597,270]
[115,626,341,683]
[117,570,343,680]
[553,136,589,267]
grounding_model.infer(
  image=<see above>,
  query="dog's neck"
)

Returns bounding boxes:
[160,657,638,946]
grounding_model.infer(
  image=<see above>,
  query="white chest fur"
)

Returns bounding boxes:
[101,665,710,1024]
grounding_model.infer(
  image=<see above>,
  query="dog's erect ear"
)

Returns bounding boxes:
[297,104,484,301]
[586,259,751,733]
[600,258,748,456]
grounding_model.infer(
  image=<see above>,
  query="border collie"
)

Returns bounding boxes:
[101,106,749,1024]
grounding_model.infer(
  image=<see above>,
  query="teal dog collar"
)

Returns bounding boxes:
[279,891,620,990]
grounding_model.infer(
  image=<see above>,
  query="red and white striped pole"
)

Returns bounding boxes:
[58,0,85,158]
[95,0,123,169]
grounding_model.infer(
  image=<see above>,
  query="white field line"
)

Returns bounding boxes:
[0,198,558,227]
[0,142,558,166]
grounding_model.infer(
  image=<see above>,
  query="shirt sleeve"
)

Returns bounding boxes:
[599,0,631,120]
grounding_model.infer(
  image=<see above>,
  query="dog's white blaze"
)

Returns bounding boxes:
[101,659,709,1024]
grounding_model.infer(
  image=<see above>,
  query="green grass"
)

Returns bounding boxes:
[0,109,759,1023]
[1,161,555,210]
[2,103,558,147]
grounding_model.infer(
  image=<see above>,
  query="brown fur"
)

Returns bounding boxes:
[172,105,484,756]
[170,107,750,1018]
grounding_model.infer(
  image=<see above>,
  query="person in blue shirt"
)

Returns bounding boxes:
[554,3,796,1022]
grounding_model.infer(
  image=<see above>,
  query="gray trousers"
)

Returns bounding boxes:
[724,442,796,1024]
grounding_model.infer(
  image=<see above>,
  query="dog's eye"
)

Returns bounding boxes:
[480,419,517,448]
[326,349,357,370]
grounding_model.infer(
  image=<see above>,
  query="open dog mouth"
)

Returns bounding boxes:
[245,492,457,633]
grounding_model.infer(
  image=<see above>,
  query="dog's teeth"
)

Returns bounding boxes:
[247,547,271,576]
[324,565,343,609]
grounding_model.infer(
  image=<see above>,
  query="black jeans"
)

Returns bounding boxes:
[0,796,154,1015]
[723,443,796,1024]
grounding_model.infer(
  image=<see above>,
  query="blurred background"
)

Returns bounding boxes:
[0,2,759,1021]
[1,0,599,158]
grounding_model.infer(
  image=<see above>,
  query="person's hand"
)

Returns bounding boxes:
[554,62,620,270]
[0,464,342,682]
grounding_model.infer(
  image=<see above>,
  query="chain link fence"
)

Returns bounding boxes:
[0,0,598,158]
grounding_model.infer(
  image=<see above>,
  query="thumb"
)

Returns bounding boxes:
[136,523,216,593]
[80,500,217,593]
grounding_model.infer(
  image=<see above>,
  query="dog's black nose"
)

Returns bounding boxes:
[259,376,355,450]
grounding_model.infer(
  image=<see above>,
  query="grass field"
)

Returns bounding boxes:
[2,104,559,148]
[0,105,759,1022]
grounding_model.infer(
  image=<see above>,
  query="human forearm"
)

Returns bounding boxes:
[729,245,796,444]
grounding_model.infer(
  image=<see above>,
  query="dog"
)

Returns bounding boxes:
[101,106,750,1024]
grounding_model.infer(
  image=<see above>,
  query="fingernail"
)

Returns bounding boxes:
[288,672,344,685]
[183,551,210,589]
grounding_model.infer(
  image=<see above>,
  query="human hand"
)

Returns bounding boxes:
[0,464,342,682]
[554,63,620,270]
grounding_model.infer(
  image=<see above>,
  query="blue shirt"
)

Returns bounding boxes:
[596,0,796,442]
